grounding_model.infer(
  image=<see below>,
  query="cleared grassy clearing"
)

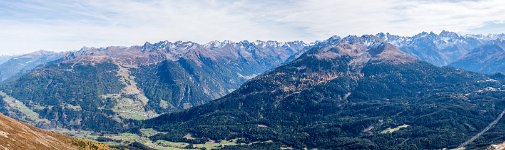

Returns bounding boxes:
[380,124,409,134]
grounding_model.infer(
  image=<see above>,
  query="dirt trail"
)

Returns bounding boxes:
[457,108,505,148]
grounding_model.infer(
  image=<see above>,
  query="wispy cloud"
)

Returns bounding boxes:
[0,0,504,54]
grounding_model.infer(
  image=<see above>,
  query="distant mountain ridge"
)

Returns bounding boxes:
[3,30,504,76]
[450,41,505,74]
[0,50,65,82]
[0,55,12,64]
[374,31,505,75]
[377,30,500,66]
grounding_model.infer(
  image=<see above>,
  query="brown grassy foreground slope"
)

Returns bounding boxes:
[0,113,111,150]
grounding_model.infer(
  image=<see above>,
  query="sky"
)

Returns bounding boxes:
[1,0,505,55]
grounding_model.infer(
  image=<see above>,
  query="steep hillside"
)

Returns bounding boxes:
[143,36,505,149]
[0,50,64,82]
[0,40,306,131]
[0,113,111,150]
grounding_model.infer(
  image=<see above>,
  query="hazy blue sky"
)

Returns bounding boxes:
[1,0,505,55]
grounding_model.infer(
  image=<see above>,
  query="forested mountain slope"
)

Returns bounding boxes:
[0,40,306,131]
[143,35,505,149]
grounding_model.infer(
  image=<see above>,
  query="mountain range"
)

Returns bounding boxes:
[0,40,307,131]
[2,31,505,149]
[140,35,505,149]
